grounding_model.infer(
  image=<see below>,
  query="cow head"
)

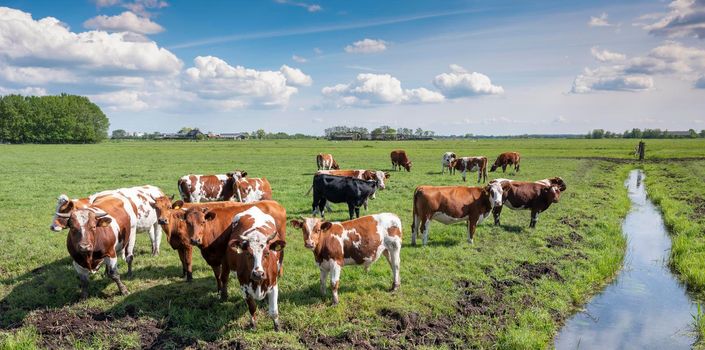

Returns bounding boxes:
[150,197,186,226]
[548,177,567,192]
[185,207,216,247]
[489,163,498,172]
[290,217,325,249]
[403,161,412,172]
[331,160,340,170]
[543,186,561,203]
[373,170,388,189]
[226,170,247,179]
[58,207,112,253]
[230,209,284,281]
[485,182,504,208]
[51,194,72,231]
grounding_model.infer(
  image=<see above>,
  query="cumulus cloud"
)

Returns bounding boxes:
[589,12,613,27]
[94,0,168,18]
[321,73,443,108]
[274,0,322,12]
[591,46,627,62]
[292,54,307,63]
[344,39,388,54]
[572,67,654,93]
[0,7,181,74]
[643,0,705,39]
[84,11,164,34]
[279,64,312,86]
[432,64,504,97]
[182,56,304,109]
[0,85,47,96]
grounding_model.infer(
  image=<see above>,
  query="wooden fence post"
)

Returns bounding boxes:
[638,141,645,161]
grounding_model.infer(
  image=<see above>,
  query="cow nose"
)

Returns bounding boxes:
[79,243,92,251]
[304,241,314,249]
[158,218,167,225]
[50,225,62,232]
[190,238,201,246]
[251,270,265,280]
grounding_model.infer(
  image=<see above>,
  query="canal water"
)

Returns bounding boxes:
[555,170,696,349]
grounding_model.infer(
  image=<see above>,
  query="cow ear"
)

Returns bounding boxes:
[290,220,303,229]
[320,221,333,231]
[230,239,246,254]
[205,211,216,221]
[384,172,390,179]
[61,200,74,212]
[169,194,175,201]
[269,240,286,252]
[240,171,247,177]
[98,217,112,227]
[172,200,184,210]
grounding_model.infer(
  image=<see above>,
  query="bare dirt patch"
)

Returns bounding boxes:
[513,261,564,283]
[546,236,569,249]
[690,196,705,220]
[559,216,581,229]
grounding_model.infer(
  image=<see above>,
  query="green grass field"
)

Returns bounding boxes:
[1,138,704,349]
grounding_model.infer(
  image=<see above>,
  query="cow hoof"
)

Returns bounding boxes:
[119,289,129,296]
[273,320,281,332]
[389,284,400,292]
[186,273,193,282]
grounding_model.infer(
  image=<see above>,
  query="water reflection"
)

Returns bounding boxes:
[555,170,696,350]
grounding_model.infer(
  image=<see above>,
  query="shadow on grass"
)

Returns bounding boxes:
[497,224,525,233]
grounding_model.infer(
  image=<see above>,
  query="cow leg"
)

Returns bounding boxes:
[354,206,360,219]
[211,264,223,293]
[125,226,137,277]
[493,206,503,226]
[219,261,230,301]
[422,218,432,246]
[530,209,538,228]
[502,164,507,173]
[467,219,478,244]
[348,203,355,220]
[185,245,193,282]
[106,256,129,296]
[154,223,162,255]
[383,245,401,292]
[325,201,332,212]
[319,266,329,296]
[330,261,342,305]
[246,295,258,329]
[177,248,187,278]
[462,170,466,182]
[73,261,90,299]
[411,214,419,246]
[268,285,280,331]
[148,225,158,256]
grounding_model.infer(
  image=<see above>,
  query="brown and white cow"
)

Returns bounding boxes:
[490,152,521,173]
[441,152,456,174]
[411,182,504,246]
[57,194,134,298]
[52,185,166,256]
[317,153,339,170]
[150,198,243,281]
[450,156,488,183]
[490,178,564,228]
[177,171,247,202]
[390,150,412,172]
[184,200,287,300]
[233,177,273,203]
[227,207,286,330]
[290,213,402,305]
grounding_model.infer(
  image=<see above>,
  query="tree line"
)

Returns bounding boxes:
[0,94,109,144]
[324,125,436,138]
[586,128,705,139]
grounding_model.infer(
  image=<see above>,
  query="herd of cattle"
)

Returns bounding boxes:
[48,149,564,330]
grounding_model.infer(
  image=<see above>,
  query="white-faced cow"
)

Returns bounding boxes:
[291,213,402,305]
[184,200,287,300]
[316,153,339,170]
[227,207,286,330]
[490,178,564,228]
[441,152,456,174]
[52,185,166,256]
[233,177,273,203]
[177,171,247,202]
[311,174,378,220]
[450,156,488,183]
[390,150,412,172]
[57,194,135,298]
[411,182,504,245]
[490,152,521,173]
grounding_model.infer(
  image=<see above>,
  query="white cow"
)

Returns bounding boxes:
[441,152,457,174]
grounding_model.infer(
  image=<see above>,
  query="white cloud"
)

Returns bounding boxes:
[432,64,504,97]
[643,0,705,39]
[88,89,150,111]
[571,67,654,93]
[274,0,322,12]
[94,0,168,18]
[589,12,613,27]
[182,56,300,109]
[591,46,627,62]
[344,38,388,54]
[0,7,182,74]
[84,11,164,35]
[0,85,47,96]
[279,64,312,86]
[321,73,443,108]
[292,54,307,63]
[0,65,76,85]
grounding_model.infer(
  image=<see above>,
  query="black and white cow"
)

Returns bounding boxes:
[311,174,378,220]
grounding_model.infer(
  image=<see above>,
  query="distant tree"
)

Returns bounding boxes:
[700,130,705,138]
[371,127,383,137]
[195,133,206,141]
[178,127,192,134]
[256,129,266,139]
[688,129,698,138]
[590,129,605,139]
[415,128,423,136]
[111,129,127,139]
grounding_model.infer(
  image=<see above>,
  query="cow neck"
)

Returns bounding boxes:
[234,178,245,202]
[200,219,229,248]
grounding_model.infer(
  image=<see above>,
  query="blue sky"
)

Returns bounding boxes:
[0,0,703,134]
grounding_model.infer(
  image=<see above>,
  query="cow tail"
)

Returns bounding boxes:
[411,188,422,234]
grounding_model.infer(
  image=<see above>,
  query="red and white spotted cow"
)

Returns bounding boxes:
[52,185,166,256]
[490,178,564,228]
[56,193,135,298]
[441,152,456,174]
[411,182,503,246]
[177,171,247,202]
[290,213,402,305]
[450,156,488,183]
[227,207,286,330]
[233,177,273,203]
[317,153,339,170]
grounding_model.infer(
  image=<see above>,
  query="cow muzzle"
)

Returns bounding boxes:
[158,218,168,225]
[190,238,202,246]
[50,224,63,232]
[251,269,265,281]
[78,243,93,252]
[304,241,314,249]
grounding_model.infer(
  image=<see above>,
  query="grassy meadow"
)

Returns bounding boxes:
[1,138,705,349]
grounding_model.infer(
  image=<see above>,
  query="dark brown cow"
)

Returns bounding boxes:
[490,152,521,173]
[317,153,339,170]
[57,194,133,298]
[227,207,286,330]
[490,178,564,228]
[184,200,286,300]
[150,198,242,281]
[177,171,247,202]
[450,156,488,183]
[290,213,402,305]
[390,150,412,172]
[411,182,504,246]
[233,177,273,203]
